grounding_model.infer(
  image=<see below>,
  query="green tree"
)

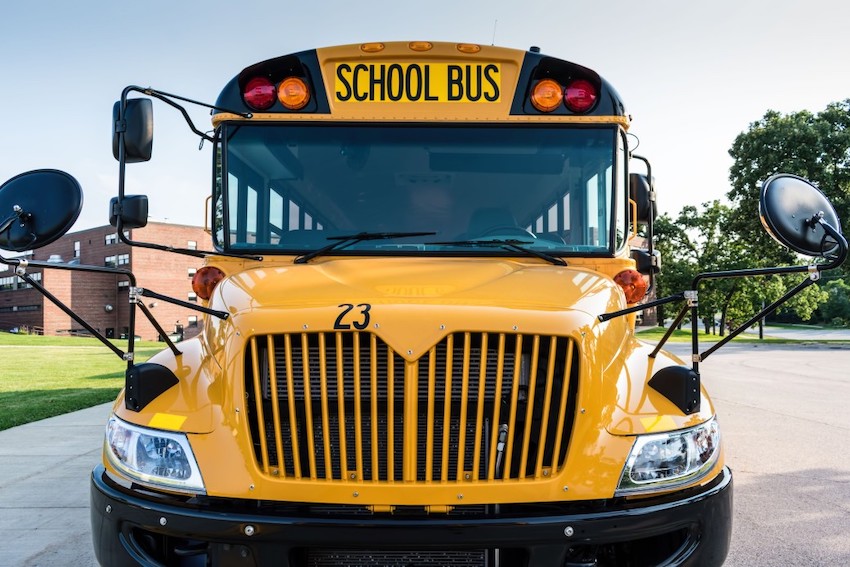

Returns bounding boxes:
[727,100,850,273]
[654,201,749,334]
[721,100,849,325]
[817,278,850,326]
[655,199,829,335]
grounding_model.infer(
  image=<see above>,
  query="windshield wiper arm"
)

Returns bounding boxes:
[436,239,567,266]
[294,231,437,264]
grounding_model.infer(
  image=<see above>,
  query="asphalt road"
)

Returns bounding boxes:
[1,342,848,566]
[666,342,850,566]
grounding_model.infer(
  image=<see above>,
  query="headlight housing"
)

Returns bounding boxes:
[105,416,205,494]
[616,418,720,496]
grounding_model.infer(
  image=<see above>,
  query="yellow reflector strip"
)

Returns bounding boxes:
[148,413,187,430]
[641,415,678,433]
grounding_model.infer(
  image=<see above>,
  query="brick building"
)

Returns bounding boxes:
[0,223,210,341]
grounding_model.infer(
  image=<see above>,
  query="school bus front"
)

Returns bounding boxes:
[91,42,732,566]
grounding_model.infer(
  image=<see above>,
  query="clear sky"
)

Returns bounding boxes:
[1,0,849,232]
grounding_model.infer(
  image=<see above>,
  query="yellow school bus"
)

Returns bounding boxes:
[92,40,734,566]
[14,40,848,566]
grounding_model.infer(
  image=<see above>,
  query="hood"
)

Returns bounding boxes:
[210,257,629,361]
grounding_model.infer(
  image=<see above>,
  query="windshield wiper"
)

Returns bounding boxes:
[436,239,567,266]
[294,231,437,264]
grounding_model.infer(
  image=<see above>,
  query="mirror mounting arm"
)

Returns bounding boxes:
[17,270,127,360]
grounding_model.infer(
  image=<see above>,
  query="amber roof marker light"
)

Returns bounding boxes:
[456,43,482,54]
[360,43,385,53]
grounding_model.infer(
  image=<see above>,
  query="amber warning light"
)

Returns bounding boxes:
[531,78,598,113]
[192,267,225,301]
[614,269,648,304]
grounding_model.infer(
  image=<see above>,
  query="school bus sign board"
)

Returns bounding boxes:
[334,62,501,103]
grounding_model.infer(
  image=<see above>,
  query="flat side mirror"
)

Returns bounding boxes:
[110,195,149,229]
[760,174,842,257]
[113,98,153,163]
[0,170,83,252]
[629,173,656,224]
[631,248,661,275]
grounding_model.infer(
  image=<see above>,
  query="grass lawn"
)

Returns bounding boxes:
[635,326,789,343]
[0,332,164,430]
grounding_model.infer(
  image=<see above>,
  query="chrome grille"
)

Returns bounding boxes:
[245,332,577,483]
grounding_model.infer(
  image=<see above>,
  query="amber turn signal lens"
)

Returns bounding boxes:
[278,77,311,110]
[192,266,225,301]
[530,79,563,112]
[614,269,648,304]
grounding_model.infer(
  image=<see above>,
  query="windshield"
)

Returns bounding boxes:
[215,124,623,257]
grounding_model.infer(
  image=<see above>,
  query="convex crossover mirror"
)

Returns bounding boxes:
[760,174,843,257]
[0,169,83,252]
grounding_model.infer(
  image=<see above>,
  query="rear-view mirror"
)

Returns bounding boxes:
[112,98,153,163]
[110,195,149,229]
[629,173,656,225]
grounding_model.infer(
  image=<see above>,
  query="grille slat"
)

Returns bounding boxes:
[246,331,577,483]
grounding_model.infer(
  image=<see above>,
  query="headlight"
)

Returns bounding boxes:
[105,416,205,494]
[616,418,720,496]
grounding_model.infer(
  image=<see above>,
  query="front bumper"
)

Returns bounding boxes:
[91,465,732,567]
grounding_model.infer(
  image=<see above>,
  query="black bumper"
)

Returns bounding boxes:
[91,465,732,567]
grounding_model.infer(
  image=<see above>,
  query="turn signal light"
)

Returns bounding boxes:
[243,77,276,110]
[564,79,597,113]
[530,79,563,112]
[192,266,225,301]
[614,269,648,304]
[278,77,311,110]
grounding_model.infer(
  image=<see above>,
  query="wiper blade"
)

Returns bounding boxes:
[436,239,567,266]
[294,231,436,264]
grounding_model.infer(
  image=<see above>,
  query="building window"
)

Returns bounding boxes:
[105,255,117,267]
[188,292,198,302]
[188,315,198,327]
[188,268,197,278]
[0,276,16,291]
[118,280,130,290]
[74,241,81,258]
[187,240,197,250]
[117,253,130,266]
[105,233,118,245]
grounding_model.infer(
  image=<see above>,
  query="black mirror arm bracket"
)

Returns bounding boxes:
[7,259,128,361]
[131,287,229,320]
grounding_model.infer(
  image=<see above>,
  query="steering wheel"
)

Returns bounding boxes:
[477,226,537,239]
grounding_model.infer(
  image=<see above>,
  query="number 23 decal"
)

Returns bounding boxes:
[334,303,372,330]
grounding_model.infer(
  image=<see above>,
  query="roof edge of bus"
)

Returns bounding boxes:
[213,41,629,124]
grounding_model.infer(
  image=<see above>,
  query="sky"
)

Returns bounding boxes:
[1,0,849,234]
